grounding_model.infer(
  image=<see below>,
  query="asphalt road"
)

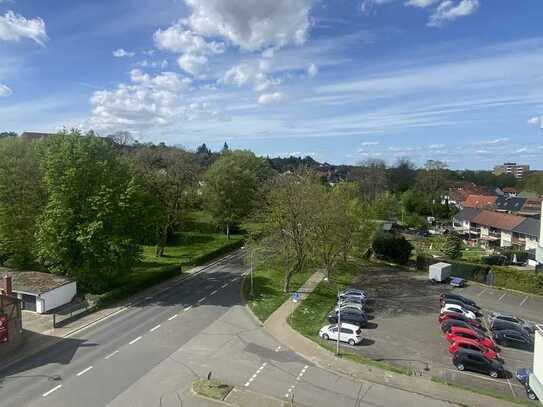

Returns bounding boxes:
[0,253,455,407]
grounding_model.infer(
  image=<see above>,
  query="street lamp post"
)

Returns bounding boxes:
[250,249,254,296]
[336,288,341,356]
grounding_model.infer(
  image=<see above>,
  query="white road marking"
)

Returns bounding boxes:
[210,289,218,296]
[507,378,516,396]
[285,384,296,399]
[477,288,488,297]
[443,368,523,387]
[244,362,267,387]
[197,297,206,303]
[145,296,153,300]
[184,305,192,312]
[129,336,142,345]
[520,296,529,307]
[76,366,93,376]
[296,365,309,381]
[221,283,228,289]
[104,350,119,360]
[150,324,161,332]
[168,314,178,321]
[498,292,507,301]
[43,385,62,397]
[275,346,282,352]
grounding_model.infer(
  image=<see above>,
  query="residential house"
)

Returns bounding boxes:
[495,196,526,214]
[452,207,481,236]
[462,194,497,210]
[446,183,498,208]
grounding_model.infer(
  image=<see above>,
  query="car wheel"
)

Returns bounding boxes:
[456,363,465,371]
[528,392,537,401]
[322,334,329,341]
[489,371,499,378]
[348,339,356,346]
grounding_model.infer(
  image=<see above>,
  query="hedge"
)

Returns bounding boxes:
[491,266,543,296]
[191,239,244,265]
[418,256,490,283]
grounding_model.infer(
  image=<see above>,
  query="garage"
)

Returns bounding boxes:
[0,268,77,314]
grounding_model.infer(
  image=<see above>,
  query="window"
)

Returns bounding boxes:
[340,328,353,334]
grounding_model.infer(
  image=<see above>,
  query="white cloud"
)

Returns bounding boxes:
[153,21,225,55]
[221,62,280,94]
[405,0,439,8]
[130,69,192,92]
[113,48,135,58]
[360,0,394,13]
[0,83,12,97]
[258,92,286,105]
[184,0,313,50]
[0,11,47,45]
[307,63,318,78]
[177,54,209,77]
[429,0,479,27]
[528,116,542,127]
[361,141,379,146]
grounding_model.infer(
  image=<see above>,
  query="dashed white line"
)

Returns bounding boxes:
[244,362,267,387]
[76,366,93,376]
[285,384,296,399]
[221,283,228,289]
[129,336,142,345]
[498,292,507,301]
[168,314,178,321]
[197,297,206,303]
[520,296,529,307]
[104,350,119,360]
[43,385,62,397]
[296,365,309,381]
[210,290,218,296]
[150,324,161,332]
[184,305,192,312]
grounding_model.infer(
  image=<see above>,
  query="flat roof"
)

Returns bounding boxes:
[0,268,74,295]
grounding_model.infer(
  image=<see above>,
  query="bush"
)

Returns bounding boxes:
[440,232,462,259]
[449,261,489,282]
[491,266,543,295]
[481,255,508,266]
[372,232,413,265]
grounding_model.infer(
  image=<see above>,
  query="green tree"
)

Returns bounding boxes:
[203,150,272,239]
[372,231,413,265]
[522,172,543,195]
[0,137,45,268]
[440,231,463,259]
[36,131,146,293]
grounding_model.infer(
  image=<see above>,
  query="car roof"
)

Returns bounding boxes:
[495,329,531,338]
[450,326,478,335]
[451,337,483,347]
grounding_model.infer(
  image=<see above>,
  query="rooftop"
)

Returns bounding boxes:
[463,194,497,209]
[471,210,526,231]
[512,217,541,238]
[0,269,74,295]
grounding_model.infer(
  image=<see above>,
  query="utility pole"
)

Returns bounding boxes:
[336,289,341,356]
[250,249,254,296]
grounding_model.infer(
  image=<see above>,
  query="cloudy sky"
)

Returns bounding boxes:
[1,0,543,169]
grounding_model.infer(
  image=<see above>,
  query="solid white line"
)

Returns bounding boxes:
[477,288,488,297]
[210,290,218,296]
[507,378,516,396]
[221,283,228,289]
[197,297,206,303]
[184,305,192,312]
[150,324,161,332]
[520,296,529,307]
[129,336,142,345]
[168,314,178,321]
[43,385,62,397]
[76,366,93,376]
[104,350,119,360]
[498,292,507,301]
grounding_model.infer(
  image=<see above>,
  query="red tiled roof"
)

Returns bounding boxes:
[471,210,526,231]
[463,194,497,209]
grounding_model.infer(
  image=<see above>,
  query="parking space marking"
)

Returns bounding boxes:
[104,350,119,360]
[129,336,142,345]
[184,305,192,312]
[507,378,516,397]
[443,368,523,388]
[285,384,295,399]
[210,289,218,296]
[76,366,93,377]
[168,314,178,321]
[244,362,267,387]
[520,296,529,307]
[477,288,488,297]
[498,292,507,301]
[197,296,206,303]
[296,365,309,381]
[221,283,229,289]
[43,385,62,397]
[150,324,161,332]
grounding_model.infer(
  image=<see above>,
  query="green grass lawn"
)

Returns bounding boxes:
[288,260,410,375]
[246,261,313,322]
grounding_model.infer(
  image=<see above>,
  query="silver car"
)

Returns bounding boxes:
[487,312,535,334]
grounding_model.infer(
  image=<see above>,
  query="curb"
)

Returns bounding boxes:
[190,382,233,406]
[240,275,264,327]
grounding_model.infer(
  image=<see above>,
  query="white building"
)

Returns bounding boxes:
[531,325,543,402]
[0,269,77,314]
[537,202,543,265]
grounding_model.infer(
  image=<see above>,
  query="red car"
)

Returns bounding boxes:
[446,327,497,350]
[438,312,483,329]
[448,337,498,360]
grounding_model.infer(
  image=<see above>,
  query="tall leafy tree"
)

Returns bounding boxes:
[36,131,146,293]
[0,137,45,268]
[203,150,272,238]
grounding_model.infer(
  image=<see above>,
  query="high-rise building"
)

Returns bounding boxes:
[493,162,530,179]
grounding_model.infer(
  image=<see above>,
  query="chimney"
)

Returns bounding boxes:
[2,275,12,296]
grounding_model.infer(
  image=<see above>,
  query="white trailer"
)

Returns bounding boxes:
[429,262,451,282]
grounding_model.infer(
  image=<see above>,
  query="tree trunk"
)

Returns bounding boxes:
[155,224,168,257]
[226,224,230,240]
[283,267,293,293]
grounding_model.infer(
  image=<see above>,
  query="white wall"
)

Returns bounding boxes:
[500,231,512,247]
[525,236,539,251]
[538,202,543,264]
[39,282,77,313]
[533,327,543,400]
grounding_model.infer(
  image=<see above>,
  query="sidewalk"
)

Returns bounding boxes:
[263,271,518,407]
[0,251,240,372]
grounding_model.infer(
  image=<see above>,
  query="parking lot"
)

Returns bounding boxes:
[346,266,541,399]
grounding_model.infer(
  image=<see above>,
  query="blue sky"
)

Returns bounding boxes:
[1,0,542,169]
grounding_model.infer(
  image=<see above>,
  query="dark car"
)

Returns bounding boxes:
[439,312,483,329]
[440,293,478,308]
[493,330,534,351]
[516,368,538,401]
[491,320,532,336]
[452,348,505,378]
[441,298,481,316]
[328,310,368,327]
[441,319,486,334]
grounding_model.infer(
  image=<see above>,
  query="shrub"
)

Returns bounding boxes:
[440,232,463,259]
[481,255,508,266]
[372,232,413,265]
[449,261,489,282]
[491,266,543,295]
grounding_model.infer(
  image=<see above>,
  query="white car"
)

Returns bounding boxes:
[319,323,363,346]
[441,303,477,320]
[334,303,364,313]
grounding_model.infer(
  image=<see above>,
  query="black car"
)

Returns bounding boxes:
[441,298,481,316]
[491,320,532,336]
[493,330,534,351]
[452,348,505,378]
[440,293,478,308]
[328,310,368,327]
[441,319,486,335]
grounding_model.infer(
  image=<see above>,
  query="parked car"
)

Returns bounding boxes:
[493,330,534,351]
[328,310,368,327]
[439,312,483,329]
[440,299,480,316]
[440,304,477,321]
[334,303,364,313]
[450,277,466,287]
[446,327,497,350]
[337,296,366,306]
[490,320,532,336]
[452,348,505,378]
[440,293,478,308]
[448,337,498,360]
[340,288,367,298]
[488,312,535,334]
[338,292,367,303]
[516,368,538,401]
[441,319,486,334]
[319,323,363,346]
